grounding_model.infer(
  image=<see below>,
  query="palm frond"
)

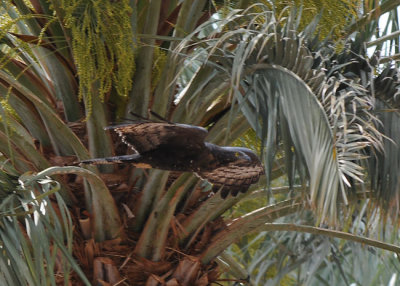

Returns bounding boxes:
[242,66,343,222]
[177,5,383,223]
[0,169,90,285]
[224,207,400,285]
[367,67,400,208]
[22,166,122,241]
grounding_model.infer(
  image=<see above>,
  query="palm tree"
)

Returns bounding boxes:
[1,0,400,285]
[205,1,400,284]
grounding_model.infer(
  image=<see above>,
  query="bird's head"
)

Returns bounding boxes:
[224,147,262,163]
[206,143,262,165]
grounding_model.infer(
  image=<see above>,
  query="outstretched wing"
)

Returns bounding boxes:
[106,122,208,153]
[197,163,264,198]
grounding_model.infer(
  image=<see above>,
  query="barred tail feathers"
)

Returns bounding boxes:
[80,154,143,165]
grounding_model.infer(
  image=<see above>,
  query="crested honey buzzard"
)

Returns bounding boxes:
[80,122,264,198]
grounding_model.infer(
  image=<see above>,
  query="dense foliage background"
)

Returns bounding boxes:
[1,0,400,285]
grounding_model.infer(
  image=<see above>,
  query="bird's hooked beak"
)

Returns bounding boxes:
[234,151,251,161]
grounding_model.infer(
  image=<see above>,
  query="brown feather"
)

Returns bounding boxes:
[83,122,265,198]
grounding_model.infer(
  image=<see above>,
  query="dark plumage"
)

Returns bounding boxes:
[80,122,264,198]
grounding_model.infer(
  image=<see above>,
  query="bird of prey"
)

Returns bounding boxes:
[80,122,264,198]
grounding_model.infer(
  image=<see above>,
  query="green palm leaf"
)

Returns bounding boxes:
[177,5,381,223]
[0,169,90,285]
[241,66,343,222]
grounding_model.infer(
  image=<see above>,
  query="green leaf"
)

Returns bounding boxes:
[21,166,122,241]
[0,170,90,285]
[241,66,343,223]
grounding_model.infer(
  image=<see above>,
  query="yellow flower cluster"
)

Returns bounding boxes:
[61,0,136,117]
[151,47,167,92]
[275,0,361,40]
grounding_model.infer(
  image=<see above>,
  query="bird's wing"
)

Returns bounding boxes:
[196,163,264,198]
[80,154,146,165]
[106,122,208,153]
